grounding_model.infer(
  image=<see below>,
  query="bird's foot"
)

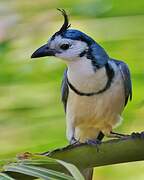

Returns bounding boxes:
[107,131,130,139]
[86,139,101,152]
[70,137,81,146]
[131,131,144,139]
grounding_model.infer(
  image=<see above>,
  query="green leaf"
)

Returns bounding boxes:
[0,173,15,180]
[4,163,74,180]
[2,155,84,179]
[17,154,84,179]
[58,160,85,180]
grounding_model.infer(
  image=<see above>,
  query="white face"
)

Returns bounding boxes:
[48,35,88,61]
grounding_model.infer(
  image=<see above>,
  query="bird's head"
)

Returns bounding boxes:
[31,9,109,68]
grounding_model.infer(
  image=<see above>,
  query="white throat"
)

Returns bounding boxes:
[67,57,108,92]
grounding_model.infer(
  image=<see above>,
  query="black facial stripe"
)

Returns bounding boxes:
[91,60,101,71]
[105,63,115,83]
[80,47,105,71]
[79,50,87,57]
[86,48,101,71]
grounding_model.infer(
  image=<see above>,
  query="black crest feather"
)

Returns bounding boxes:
[56,9,71,34]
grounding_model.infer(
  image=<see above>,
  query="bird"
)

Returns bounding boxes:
[31,9,132,145]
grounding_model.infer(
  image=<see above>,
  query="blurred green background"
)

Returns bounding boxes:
[0,0,144,179]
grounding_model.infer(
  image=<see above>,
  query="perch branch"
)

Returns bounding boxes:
[47,133,144,170]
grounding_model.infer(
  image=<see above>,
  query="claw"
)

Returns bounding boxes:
[140,131,144,138]
[69,137,82,148]
[110,131,129,139]
[70,137,80,145]
[131,132,144,139]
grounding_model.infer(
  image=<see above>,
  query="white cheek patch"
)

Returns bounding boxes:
[72,41,88,54]
[57,41,88,60]
[49,35,88,60]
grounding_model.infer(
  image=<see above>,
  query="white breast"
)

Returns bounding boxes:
[67,57,108,92]
[66,59,125,142]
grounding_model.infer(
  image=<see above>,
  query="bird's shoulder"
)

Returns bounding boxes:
[110,58,132,106]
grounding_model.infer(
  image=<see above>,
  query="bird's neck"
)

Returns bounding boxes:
[67,57,108,92]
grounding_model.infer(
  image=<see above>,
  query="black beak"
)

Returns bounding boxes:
[31,44,55,58]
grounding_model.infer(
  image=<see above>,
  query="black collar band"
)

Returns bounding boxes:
[66,63,114,96]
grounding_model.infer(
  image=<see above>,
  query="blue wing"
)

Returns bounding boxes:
[112,59,132,106]
[61,69,69,112]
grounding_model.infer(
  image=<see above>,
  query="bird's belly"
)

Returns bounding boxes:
[66,80,125,141]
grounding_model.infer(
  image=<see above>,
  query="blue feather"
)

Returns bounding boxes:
[111,59,132,106]
[63,29,95,45]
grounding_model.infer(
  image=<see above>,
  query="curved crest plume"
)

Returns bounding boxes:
[56,9,71,34]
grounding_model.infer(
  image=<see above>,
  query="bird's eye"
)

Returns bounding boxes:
[60,44,70,50]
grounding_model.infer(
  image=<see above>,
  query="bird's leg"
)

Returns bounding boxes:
[70,137,80,145]
[131,131,144,139]
[107,131,130,139]
[66,121,76,143]
[85,139,102,152]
